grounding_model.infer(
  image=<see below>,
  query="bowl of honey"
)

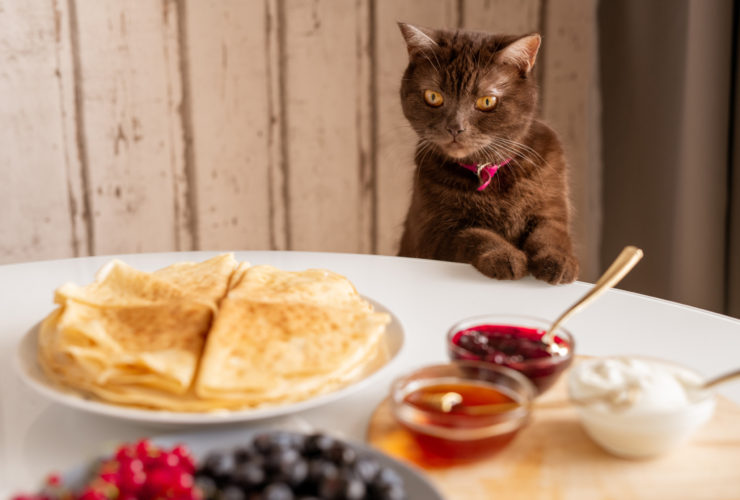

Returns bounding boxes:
[390,361,536,464]
[447,314,574,394]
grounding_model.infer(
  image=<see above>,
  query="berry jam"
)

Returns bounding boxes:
[13,434,409,500]
[398,381,525,465]
[449,324,572,394]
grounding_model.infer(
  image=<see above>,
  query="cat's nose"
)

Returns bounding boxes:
[447,126,465,138]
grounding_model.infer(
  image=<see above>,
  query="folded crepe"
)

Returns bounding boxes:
[37,255,390,412]
[195,265,388,403]
[227,265,372,311]
[195,299,389,402]
[55,253,238,309]
[39,254,239,396]
[153,253,242,304]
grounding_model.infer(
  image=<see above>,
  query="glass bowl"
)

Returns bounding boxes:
[567,356,716,459]
[390,361,536,464]
[446,314,574,395]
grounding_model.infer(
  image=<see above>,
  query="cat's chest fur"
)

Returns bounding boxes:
[409,160,541,243]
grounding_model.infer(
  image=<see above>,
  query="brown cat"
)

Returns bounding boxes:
[396,23,578,284]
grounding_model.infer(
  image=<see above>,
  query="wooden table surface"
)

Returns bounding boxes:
[367,360,740,500]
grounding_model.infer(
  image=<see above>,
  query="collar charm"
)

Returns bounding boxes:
[458,159,512,191]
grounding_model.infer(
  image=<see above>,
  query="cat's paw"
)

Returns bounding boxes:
[473,247,529,280]
[528,249,579,284]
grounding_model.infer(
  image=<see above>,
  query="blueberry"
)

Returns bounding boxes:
[262,482,294,500]
[369,482,407,500]
[307,459,338,484]
[233,462,266,489]
[353,457,380,483]
[327,442,357,466]
[318,475,344,499]
[194,475,218,498]
[266,447,300,474]
[284,458,309,486]
[254,433,277,454]
[220,485,246,500]
[234,445,256,463]
[374,466,403,489]
[201,451,235,481]
[289,432,308,450]
[383,484,407,500]
[270,431,301,450]
[303,433,335,456]
[342,476,367,500]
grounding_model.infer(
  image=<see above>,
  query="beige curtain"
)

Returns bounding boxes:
[599,0,738,317]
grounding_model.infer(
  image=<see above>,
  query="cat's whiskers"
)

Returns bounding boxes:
[488,141,539,184]
[498,140,544,166]
[415,139,434,160]
[483,139,545,198]
[414,139,437,184]
[487,138,543,173]
[487,138,561,196]
[497,137,557,177]
[476,142,528,199]
[479,142,518,170]
[488,137,529,159]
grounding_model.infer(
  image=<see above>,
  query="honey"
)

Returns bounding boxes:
[398,381,525,465]
[404,382,516,415]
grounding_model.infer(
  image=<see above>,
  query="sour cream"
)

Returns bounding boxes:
[568,357,715,458]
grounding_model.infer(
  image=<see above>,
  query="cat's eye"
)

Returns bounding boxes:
[423,90,444,107]
[475,95,498,111]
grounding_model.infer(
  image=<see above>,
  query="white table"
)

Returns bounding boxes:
[2,251,739,495]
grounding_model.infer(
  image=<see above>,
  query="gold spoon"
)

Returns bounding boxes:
[426,368,740,415]
[541,245,644,349]
[418,391,521,414]
[429,246,644,414]
[701,368,740,390]
[422,387,637,415]
[569,367,740,410]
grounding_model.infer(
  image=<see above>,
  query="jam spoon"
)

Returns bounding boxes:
[541,245,644,349]
[428,246,644,414]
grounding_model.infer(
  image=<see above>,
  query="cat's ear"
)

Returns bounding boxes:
[496,34,541,74]
[398,22,438,57]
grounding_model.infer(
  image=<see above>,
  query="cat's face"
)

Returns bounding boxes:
[399,24,540,161]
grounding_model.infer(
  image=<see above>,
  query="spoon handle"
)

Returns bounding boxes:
[703,368,740,389]
[542,246,644,345]
[461,397,592,415]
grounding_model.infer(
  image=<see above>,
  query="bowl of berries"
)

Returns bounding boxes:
[11,428,443,500]
[446,314,574,394]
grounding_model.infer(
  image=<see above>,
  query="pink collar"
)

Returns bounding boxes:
[458,159,512,191]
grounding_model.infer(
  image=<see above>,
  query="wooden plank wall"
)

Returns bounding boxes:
[0,0,600,280]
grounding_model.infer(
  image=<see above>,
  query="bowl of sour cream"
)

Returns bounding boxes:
[568,356,715,459]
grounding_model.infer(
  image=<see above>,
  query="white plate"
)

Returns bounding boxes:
[59,427,444,500]
[15,298,404,426]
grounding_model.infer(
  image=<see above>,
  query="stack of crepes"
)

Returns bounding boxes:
[38,254,390,412]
